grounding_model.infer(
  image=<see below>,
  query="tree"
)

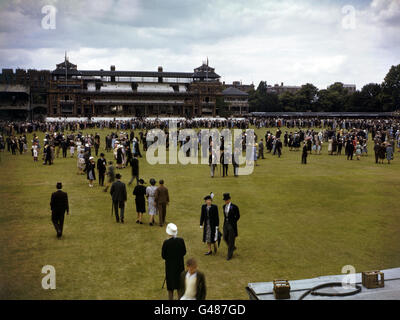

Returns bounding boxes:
[295,83,318,111]
[382,64,400,111]
[279,91,296,112]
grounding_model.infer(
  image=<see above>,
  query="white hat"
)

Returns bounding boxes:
[166,223,177,236]
[85,144,89,147]
[89,156,94,160]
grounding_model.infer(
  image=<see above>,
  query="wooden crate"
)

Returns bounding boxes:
[362,271,384,289]
[273,279,291,299]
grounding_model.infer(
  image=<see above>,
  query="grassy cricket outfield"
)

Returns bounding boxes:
[0,126,399,299]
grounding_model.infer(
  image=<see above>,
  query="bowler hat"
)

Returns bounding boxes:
[204,195,212,201]
[116,173,121,179]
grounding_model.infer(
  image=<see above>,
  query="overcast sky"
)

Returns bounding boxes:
[0,0,399,90]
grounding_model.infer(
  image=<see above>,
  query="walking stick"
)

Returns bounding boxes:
[111,201,114,217]
[162,277,166,289]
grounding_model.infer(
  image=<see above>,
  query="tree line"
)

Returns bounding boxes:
[248,64,400,113]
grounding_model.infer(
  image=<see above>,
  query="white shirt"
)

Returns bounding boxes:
[181,272,197,300]
[225,202,231,215]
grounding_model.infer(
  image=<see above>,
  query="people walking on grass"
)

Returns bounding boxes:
[200,194,219,256]
[161,223,186,300]
[178,258,207,300]
[110,173,127,223]
[155,179,169,227]
[50,182,69,239]
[133,179,146,224]
[222,193,240,261]
[146,178,158,226]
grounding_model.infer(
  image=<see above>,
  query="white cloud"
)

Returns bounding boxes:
[0,0,399,90]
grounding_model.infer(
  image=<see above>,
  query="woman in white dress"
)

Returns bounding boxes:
[146,178,158,226]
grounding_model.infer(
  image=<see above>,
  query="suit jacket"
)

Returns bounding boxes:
[130,157,139,176]
[155,185,169,205]
[200,204,219,243]
[50,190,69,215]
[110,180,127,202]
[222,202,240,237]
[178,271,207,300]
[97,158,107,173]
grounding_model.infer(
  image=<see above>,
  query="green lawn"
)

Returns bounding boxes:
[0,127,400,300]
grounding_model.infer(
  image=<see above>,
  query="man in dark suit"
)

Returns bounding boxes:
[128,155,139,186]
[162,223,186,300]
[110,173,127,223]
[43,143,52,165]
[50,182,69,239]
[220,151,229,177]
[97,153,107,186]
[222,193,240,260]
[155,179,169,227]
[301,142,308,164]
[200,195,219,255]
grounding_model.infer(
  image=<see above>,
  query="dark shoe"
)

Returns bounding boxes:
[121,220,124,224]
[227,256,232,261]
[139,222,143,224]
[136,220,139,224]
[116,220,120,223]
[149,222,153,226]
[205,251,212,256]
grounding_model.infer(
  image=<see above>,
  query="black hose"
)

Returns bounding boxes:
[298,282,362,300]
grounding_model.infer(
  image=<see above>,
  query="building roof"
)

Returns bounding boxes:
[222,87,248,96]
[193,63,220,79]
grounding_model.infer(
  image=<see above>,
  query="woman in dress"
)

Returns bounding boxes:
[116,145,123,169]
[328,138,333,155]
[86,156,96,187]
[356,142,362,160]
[200,195,219,255]
[146,178,157,226]
[386,143,393,164]
[133,179,146,224]
[69,140,75,158]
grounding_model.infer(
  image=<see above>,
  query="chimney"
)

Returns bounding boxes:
[110,65,115,82]
[281,82,284,87]
[158,66,163,83]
